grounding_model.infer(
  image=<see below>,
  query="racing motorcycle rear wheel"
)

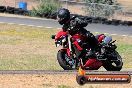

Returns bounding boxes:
[103,51,123,71]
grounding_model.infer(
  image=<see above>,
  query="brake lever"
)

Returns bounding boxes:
[111,40,116,43]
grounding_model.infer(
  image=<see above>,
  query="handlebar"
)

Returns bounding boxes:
[111,40,116,43]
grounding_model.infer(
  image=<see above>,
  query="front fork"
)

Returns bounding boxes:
[68,34,72,55]
[67,34,77,68]
[67,34,85,69]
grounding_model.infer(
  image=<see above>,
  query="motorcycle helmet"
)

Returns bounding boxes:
[57,8,70,25]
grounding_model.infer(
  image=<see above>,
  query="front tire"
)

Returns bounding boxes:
[57,50,74,70]
[103,51,123,71]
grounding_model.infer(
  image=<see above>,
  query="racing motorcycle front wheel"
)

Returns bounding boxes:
[103,51,123,71]
[57,50,76,70]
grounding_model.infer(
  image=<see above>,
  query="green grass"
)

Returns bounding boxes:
[0,23,62,70]
[58,85,71,88]
[0,23,131,70]
[42,83,53,87]
[117,44,132,68]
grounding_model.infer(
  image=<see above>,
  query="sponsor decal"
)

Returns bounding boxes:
[76,67,131,85]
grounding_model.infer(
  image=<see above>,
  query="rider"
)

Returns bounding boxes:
[57,8,102,69]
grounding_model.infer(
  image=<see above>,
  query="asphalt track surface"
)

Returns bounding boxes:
[0,16,132,36]
[0,70,131,75]
[0,16,132,74]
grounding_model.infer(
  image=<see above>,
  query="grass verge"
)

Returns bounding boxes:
[0,23,131,70]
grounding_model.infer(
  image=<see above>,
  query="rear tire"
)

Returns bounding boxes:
[0,6,6,13]
[103,51,123,71]
[6,6,14,14]
[57,50,74,70]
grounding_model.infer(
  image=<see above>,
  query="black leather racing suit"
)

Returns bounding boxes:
[61,16,99,52]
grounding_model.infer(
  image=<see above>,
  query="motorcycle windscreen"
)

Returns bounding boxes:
[103,36,112,44]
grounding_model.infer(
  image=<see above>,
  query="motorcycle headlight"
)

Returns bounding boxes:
[55,40,61,47]
[55,36,67,47]
[56,44,60,47]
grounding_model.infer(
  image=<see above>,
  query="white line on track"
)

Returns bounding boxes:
[27,25,35,27]
[37,26,43,28]
[0,22,131,38]
[45,27,53,29]
[0,22,5,24]
[19,24,26,26]
[57,28,62,30]
[95,32,99,34]
[122,35,128,37]
[111,34,117,35]
[8,23,15,25]
[104,33,109,35]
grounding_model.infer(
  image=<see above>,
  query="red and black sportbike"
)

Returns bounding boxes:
[51,30,123,71]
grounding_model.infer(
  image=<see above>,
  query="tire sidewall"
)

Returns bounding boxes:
[103,51,123,71]
[57,50,74,70]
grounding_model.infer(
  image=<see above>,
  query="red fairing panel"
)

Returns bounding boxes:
[84,59,103,69]
[55,31,68,40]
[73,41,83,51]
[71,34,84,41]
[98,34,105,42]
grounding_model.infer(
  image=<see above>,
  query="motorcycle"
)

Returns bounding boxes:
[51,29,123,71]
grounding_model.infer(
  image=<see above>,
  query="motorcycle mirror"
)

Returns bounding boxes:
[51,35,56,39]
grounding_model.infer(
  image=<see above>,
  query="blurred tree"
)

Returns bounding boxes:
[30,0,61,17]
[84,0,122,18]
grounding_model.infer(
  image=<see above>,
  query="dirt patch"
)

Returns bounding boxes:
[0,74,131,88]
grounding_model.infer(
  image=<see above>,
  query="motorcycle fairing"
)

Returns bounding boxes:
[73,41,83,51]
[84,59,103,69]
[96,34,105,43]
[55,31,68,40]
[71,34,84,41]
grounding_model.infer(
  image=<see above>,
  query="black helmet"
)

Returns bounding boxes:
[57,8,70,25]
